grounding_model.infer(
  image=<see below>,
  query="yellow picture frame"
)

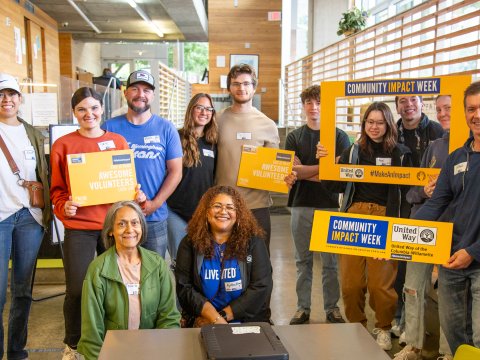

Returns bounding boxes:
[319,75,472,186]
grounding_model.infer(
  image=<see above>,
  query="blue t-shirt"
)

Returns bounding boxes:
[102,114,182,221]
[200,243,243,310]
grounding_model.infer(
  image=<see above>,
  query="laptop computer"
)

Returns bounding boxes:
[201,322,289,360]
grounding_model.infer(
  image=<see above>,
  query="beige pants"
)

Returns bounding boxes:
[340,202,398,330]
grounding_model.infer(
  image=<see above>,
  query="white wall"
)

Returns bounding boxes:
[312,0,349,51]
[72,41,102,76]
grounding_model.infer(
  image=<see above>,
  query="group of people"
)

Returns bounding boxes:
[0,63,479,360]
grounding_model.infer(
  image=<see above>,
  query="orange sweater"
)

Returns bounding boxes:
[50,130,129,230]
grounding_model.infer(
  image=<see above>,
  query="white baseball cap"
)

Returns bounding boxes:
[0,73,21,94]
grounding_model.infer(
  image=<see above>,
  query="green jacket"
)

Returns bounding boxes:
[78,246,181,360]
[19,117,52,229]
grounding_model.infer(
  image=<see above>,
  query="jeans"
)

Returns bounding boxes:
[290,207,341,314]
[0,208,43,360]
[250,208,271,254]
[63,229,104,347]
[438,265,480,354]
[404,261,451,354]
[166,210,187,268]
[142,220,168,258]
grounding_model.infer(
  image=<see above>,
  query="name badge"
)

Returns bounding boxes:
[454,161,467,175]
[24,146,36,160]
[144,135,160,144]
[236,132,252,140]
[126,283,140,295]
[203,149,215,158]
[376,157,392,166]
[98,140,116,151]
[224,280,242,292]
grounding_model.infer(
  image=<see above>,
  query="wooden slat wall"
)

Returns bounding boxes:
[58,33,74,78]
[284,0,480,130]
[0,0,59,86]
[193,0,282,121]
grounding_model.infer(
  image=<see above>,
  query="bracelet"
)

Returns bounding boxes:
[212,315,222,324]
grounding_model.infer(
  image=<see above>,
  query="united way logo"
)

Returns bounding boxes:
[419,229,435,243]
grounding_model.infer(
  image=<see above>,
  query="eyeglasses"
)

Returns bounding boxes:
[194,105,215,113]
[210,203,236,213]
[365,120,386,127]
[231,81,253,88]
[0,91,20,99]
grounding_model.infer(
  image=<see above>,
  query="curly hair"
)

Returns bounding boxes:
[227,64,258,89]
[180,93,218,167]
[187,185,265,260]
[358,101,398,156]
[300,85,320,104]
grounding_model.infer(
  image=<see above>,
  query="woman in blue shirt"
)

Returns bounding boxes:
[175,185,272,326]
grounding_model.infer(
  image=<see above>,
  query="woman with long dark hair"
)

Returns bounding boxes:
[317,101,412,351]
[167,93,218,267]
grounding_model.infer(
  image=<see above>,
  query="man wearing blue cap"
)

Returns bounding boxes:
[103,70,182,258]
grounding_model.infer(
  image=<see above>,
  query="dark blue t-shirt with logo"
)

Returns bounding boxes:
[200,242,243,310]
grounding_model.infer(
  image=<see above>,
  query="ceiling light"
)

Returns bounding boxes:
[127,0,164,38]
[66,0,101,34]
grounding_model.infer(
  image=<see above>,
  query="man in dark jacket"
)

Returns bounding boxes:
[414,81,480,354]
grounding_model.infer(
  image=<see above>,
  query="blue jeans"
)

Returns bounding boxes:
[438,265,480,354]
[290,207,341,314]
[0,208,44,360]
[142,220,168,258]
[166,210,187,268]
[404,261,450,354]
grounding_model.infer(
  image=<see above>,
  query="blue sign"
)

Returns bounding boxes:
[327,216,389,250]
[345,78,441,96]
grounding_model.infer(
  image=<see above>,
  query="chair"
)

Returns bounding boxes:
[453,344,480,360]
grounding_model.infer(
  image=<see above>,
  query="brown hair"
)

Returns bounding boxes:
[187,185,264,260]
[394,95,423,108]
[71,87,103,109]
[227,64,258,89]
[464,81,480,108]
[300,85,320,104]
[358,102,398,156]
[180,93,218,167]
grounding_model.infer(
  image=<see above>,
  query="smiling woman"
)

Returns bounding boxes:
[78,201,180,360]
[175,185,272,327]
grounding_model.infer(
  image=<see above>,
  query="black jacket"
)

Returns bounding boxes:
[175,236,272,322]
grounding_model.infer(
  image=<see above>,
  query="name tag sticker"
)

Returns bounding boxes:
[98,140,116,151]
[126,283,140,295]
[454,161,467,175]
[224,280,242,292]
[24,147,36,160]
[144,135,160,144]
[376,157,392,166]
[236,132,252,140]
[203,149,215,158]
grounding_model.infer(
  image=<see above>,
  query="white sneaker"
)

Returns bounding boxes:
[399,331,407,346]
[62,345,81,360]
[373,328,392,351]
[437,355,453,360]
[391,323,403,337]
[393,345,422,360]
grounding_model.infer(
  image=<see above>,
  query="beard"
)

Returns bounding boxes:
[127,98,150,114]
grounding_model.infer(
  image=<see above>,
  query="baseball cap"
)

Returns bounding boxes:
[0,73,21,94]
[126,70,155,90]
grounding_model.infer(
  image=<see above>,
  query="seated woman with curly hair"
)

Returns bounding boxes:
[175,185,272,326]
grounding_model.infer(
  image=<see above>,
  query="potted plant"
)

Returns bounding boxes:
[337,7,369,36]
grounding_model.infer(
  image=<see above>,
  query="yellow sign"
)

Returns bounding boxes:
[67,150,137,206]
[237,145,294,194]
[310,210,453,264]
[319,75,472,185]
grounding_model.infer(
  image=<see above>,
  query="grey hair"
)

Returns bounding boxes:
[102,201,147,249]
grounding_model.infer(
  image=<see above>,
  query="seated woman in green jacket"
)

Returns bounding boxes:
[78,201,180,359]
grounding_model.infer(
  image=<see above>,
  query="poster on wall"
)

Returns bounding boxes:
[31,93,59,126]
[14,27,22,65]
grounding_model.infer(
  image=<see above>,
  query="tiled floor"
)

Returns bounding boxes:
[3,213,443,359]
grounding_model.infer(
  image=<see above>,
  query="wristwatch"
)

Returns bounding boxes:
[219,310,228,321]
